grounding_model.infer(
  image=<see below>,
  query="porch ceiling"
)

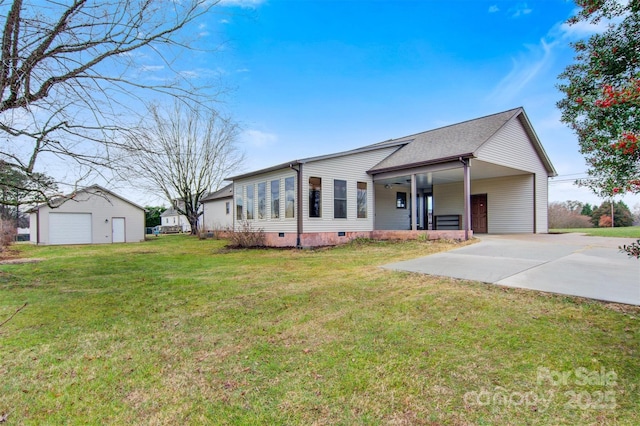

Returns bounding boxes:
[373,159,529,191]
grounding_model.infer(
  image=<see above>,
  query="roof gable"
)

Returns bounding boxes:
[475,112,557,177]
[368,108,524,173]
[29,185,146,212]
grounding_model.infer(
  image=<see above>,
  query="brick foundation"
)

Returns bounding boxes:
[259,230,472,248]
[371,230,472,241]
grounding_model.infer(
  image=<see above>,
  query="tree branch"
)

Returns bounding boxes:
[0,302,27,328]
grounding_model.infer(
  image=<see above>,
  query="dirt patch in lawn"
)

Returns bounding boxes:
[0,257,44,265]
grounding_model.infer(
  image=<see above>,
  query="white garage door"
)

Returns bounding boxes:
[49,213,92,245]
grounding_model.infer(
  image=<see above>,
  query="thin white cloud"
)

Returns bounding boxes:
[511,3,532,18]
[219,18,230,24]
[242,129,277,148]
[488,5,499,13]
[559,18,619,40]
[178,67,228,79]
[140,65,165,72]
[219,0,265,8]
[488,38,554,103]
[180,70,199,79]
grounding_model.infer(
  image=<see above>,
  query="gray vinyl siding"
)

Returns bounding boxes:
[31,191,145,245]
[476,116,550,233]
[233,168,298,233]
[302,147,397,233]
[29,212,38,243]
[202,199,233,230]
[535,174,549,232]
[475,175,534,233]
[434,174,534,233]
[433,183,464,220]
[374,184,411,230]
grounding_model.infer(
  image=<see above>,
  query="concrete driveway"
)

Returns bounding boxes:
[382,233,640,305]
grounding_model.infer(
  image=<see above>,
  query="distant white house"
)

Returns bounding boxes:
[201,183,234,231]
[160,204,192,233]
[227,108,557,247]
[29,185,145,245]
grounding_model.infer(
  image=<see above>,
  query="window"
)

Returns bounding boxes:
[334,179,347,219]
[236,194,243,220]
[225,201,230,215]
[246,184,254,220]
[357,181,367,218]
[396,192,407,209]
[271,180,280,219]
[309,177,321,218]
[285,177,295,218]
[257,182,266,219]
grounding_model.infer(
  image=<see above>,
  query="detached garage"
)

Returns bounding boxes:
[29,185,145,245]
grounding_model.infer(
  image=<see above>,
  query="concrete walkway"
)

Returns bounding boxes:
[382,233,640,305]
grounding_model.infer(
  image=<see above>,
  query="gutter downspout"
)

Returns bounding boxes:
[290,163,303,248]
[459,157,471,241]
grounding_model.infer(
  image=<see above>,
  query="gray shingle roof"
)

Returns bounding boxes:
[227,107,556,180]
[27,184,146,212]
[201,183,233,202]
[368,108,524,173]
[160,207,179,217]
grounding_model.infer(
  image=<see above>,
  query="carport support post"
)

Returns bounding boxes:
[411,174,417,231]
[461,158,471,240]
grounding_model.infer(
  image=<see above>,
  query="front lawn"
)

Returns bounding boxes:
[551,226,640,238]
[1,236,638,424]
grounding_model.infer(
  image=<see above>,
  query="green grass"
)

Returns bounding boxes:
[551,226,640,238]
[1,235,638,424]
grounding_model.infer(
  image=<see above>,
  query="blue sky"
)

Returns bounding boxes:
[141,0,640,209]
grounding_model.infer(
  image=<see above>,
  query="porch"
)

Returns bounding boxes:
[371,158,538,238]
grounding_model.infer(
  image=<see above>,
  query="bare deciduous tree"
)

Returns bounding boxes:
[548,201,593,229]
[124,102,243,235]
[0,0,222,201]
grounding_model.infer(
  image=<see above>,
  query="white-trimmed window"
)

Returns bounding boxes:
[396,192,407,209]
[236,193,243,220]
[334,179,347,219]
[246,184,254,220]
[357,182,367,218]
[271,179,280,219]
[285,177,295,218]
[309,177,321,218]
[257,182,266,219]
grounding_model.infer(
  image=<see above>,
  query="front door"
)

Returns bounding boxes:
[471,194,488,233]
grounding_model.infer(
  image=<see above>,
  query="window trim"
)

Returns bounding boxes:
[333,179,347,219]
[246,184,255,220]
[357,181,367,219]
[257,182,266,220]
[396,191,407,209]
[270,179,280,219]
[309,176,322,218]
[236,192,243,220]
[285,176,295,219]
